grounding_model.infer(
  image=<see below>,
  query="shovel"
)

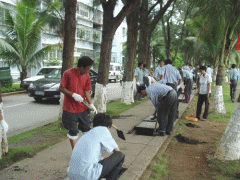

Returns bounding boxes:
[112,125,126,141]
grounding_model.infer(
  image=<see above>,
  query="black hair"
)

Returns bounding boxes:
[138,62,143,67]
[178,68,182,71]
[165,59,172,65]
[137,85,146,94]
[189,63,192,67]
[143,63,147,68]
[158,59,164,64]
[93,113,112,128]
[77,56,94,68]
[232,64,236,68]
[185,63,189,65]
[199,66,206,71]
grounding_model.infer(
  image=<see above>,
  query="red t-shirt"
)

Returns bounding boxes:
[60,68,92,113]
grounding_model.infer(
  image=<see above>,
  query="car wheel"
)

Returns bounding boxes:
[34,97,42,102]
[114,79,117,83]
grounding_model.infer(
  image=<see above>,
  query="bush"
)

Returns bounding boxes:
[1,84,24,93]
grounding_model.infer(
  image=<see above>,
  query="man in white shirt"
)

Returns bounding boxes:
[196,66,212,121]
[67,113,126,180]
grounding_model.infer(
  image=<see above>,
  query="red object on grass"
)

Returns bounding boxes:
[188,115,196,118]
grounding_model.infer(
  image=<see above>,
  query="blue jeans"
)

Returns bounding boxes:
[230,80,238,102]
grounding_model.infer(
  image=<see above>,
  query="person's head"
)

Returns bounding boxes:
[178,68,182,73]
[93,113,112,129]
[199,66,206,74]
[189,63,192,68]
[158,59,164,67]
[137,85,147,96]
[143,63,147,69]
[76,56,94,74]
[232,64,236,69]
[185,63,189,66]
[138,62,143,69]
[165,59,172,65]
[195,64,199,69]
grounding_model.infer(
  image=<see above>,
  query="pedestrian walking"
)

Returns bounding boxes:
[228,64,239,102]
[178,68,193,103]
[143,63,150,87]
[134,62,144,101]
[163,59,182,92]
[196,66,212,121]
[59,56,97,150]
[153,59,165,82]
[137,83,178,136]
[67,113,127,180]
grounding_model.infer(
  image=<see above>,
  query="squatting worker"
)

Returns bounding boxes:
[196,66,212,121]
[153,59,165,82]
[163,59,182,92]
[178,68,192,103]
[137,83,178,136]
[59,56,97,150]
[228,64,239,102]
[67,113,127,180]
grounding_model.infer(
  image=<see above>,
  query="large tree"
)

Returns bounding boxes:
[94,0,139,112]
[0,0,55,87]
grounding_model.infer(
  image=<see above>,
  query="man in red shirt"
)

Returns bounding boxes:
[59,56,97,149]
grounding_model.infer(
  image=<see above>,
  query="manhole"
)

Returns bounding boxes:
[185,123,200,128]
[175,134,207,145]
[133,121,158,136]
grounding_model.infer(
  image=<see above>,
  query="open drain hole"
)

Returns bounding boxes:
[112,115,133,119]
[185,123,200,128]
[175,134,208,145]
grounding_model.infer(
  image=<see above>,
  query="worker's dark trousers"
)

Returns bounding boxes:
[99,151,125,180]
[196,94,211,120]
[177,87,182,98]
[230,80,238,102]
[184,79,192,103]
[166,83,177,92]
[143,77,149,87]
[157,90,178,134]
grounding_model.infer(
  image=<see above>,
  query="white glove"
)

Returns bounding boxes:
[72,93,84,102]
[0,120,9,134]
[89,104,97,114]
[136,82,140,86]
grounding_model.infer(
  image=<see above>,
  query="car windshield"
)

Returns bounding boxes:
[37,68,55,75]
[47,69,61,79]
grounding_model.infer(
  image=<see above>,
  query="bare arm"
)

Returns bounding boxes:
[135,76,139,82]
[178,79,182,86]
[207,83,211,96]
[84,91,93,104]
[0,111,3,121]
[59,86,73,97]
[114,147,120,152]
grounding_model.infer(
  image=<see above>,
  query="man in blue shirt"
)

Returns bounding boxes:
[228,64,239,102]
[153,59,165,82]
[143,63,150,87]
[67,113,126,180]
[163,59,182,92]
[137,83,178,136]
[178,68,193,103]
[135,62,144,101]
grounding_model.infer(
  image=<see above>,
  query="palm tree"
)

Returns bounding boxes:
[0,0,55,87]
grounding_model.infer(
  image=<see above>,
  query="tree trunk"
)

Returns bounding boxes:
[0,83,8,159]
[138,0,148,64]
[61,0,77,76]
[58,0,77,124]
[213,65,226,114]
[20,66,27,88]
[214,95,240,160]
[122,0,140,104]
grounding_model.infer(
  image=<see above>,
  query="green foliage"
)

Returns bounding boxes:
[44,57,61,66]
[93,31,99,40]
[173,53,184,68]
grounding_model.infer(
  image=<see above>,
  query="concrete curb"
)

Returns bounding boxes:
[2,90,27,97]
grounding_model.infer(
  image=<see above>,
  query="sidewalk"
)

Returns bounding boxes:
[0,91,196,180]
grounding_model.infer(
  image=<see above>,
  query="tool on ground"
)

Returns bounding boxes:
[112,125,126,140]
[153,119,158,134]
[82,101,94,111]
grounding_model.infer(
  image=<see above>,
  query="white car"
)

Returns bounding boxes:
[108,63,123,82]
[23,66,61,89]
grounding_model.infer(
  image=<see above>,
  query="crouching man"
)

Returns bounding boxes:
[67,113,127,180]
[137,82,178,136]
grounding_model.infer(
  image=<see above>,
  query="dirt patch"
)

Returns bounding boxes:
[161,99,228,180]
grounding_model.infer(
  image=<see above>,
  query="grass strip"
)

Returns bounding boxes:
[1,84,24,93]
[0,98,147,169]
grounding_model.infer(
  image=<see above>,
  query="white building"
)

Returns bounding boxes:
[0,0,126,81]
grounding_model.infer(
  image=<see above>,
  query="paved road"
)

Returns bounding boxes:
[2,82,122,137]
